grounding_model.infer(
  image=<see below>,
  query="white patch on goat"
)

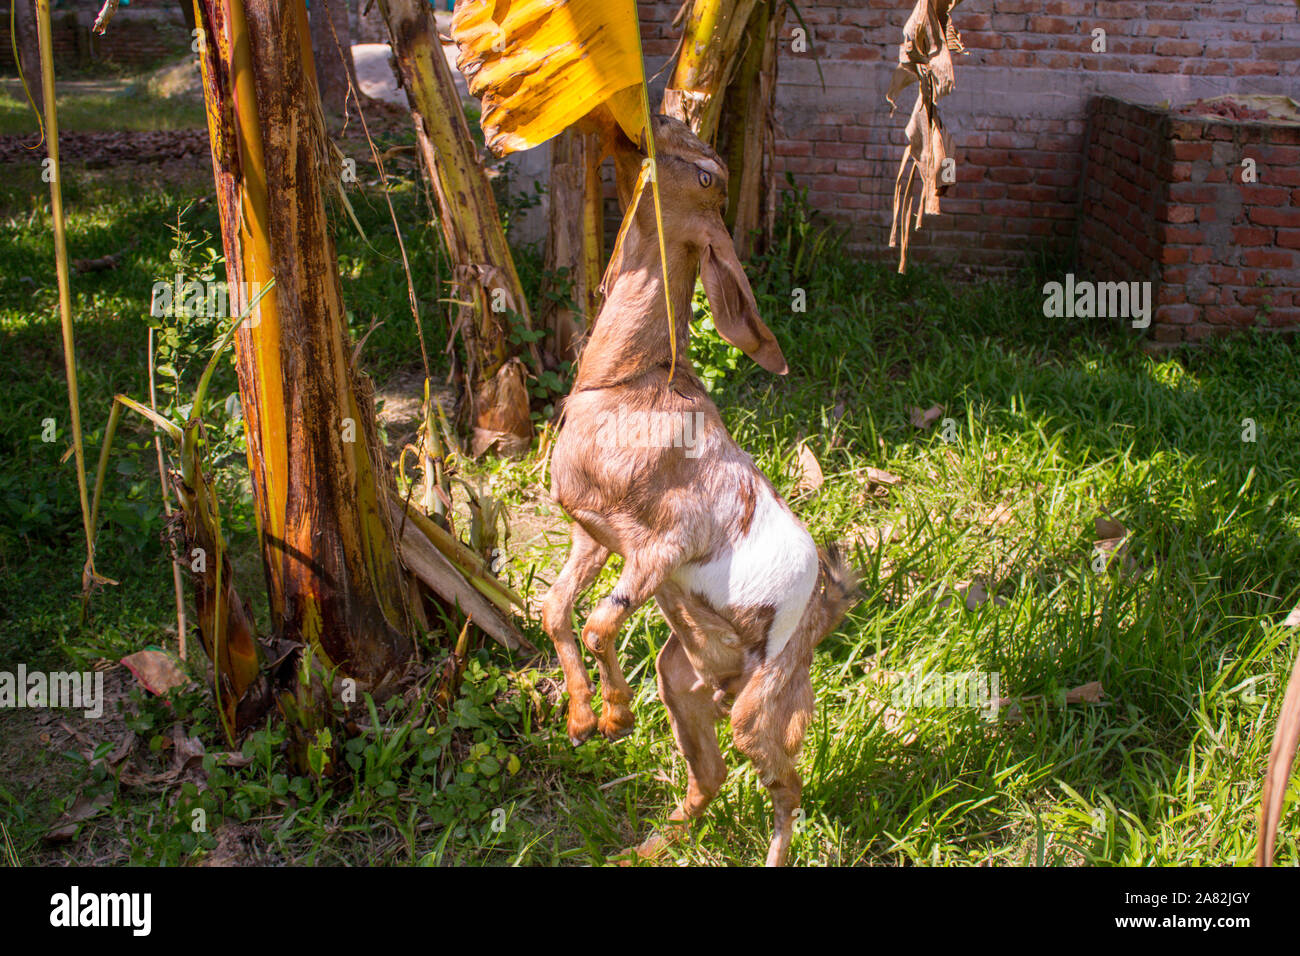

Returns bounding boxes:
[674,488,818,660]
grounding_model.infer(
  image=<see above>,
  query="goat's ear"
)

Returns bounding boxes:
[700,231,788,375]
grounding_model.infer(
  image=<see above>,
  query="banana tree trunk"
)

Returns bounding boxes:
[378,0,535,457]
[194,0,414,692]
[542,126,604,364]
[309,0,357,122]
[662,0,784,258]
[660,0,759,146]
[718,0,785,259]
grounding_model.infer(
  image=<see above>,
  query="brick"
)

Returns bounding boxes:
[1158,204,1197,224]
[1171,141,1212,161]
[1154,39,1205,57]
[814,142,863,160]
[1166,118,1205,140]
[1249,207,1300,229]
[1252,145,1300,166]
[1167,183,1216,203]
[988,166,1034,185]
[1243,249,1295,269]
[1155,304,1196,325]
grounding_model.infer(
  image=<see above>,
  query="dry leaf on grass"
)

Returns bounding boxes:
[909,404,945,429]
[794,441,825,494]
[43,791,111,844]
[1063,681,1105,704]
[866,699,918,745]
[980,502,1014,526]
[1091,515,1145,575]
[857,467,903,504]
[997,681,1106,723]
[120,649,189,696]
[1094,516,1127,540]
[855,521,904,551]
[933,579,1008,610]
[867,467,902,487]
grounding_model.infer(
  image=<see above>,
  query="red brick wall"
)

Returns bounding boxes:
[1076,98,1163,281]
[638,0,1300,270]
[1080,96,1300,344]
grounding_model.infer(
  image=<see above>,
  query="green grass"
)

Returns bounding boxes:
[1,147,1298,867]
[0,71,207,137]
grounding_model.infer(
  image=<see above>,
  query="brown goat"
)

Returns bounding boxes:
[543,115,859,866]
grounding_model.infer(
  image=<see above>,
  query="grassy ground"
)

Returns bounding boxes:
[1,118,1298,866]
[0,72,207,136]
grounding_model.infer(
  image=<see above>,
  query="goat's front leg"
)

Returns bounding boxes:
[542,525,610,745]
[580,554,670,740]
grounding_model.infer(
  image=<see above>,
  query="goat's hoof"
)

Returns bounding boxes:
[580,625,604,655]
[598,706,636,741]
[626,822,688,864]
[567,712,598,747]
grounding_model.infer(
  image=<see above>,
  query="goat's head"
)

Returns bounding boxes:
[606,114,788,376]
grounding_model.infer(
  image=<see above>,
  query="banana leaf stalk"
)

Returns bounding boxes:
[149,327,188,660]
[719,0,785,259]
[88,284,277,742]
[542,126,605,363]
[34,0,97,599]
[378,0,536,457]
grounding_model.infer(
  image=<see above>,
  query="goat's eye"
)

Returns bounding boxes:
[697,168,713,188]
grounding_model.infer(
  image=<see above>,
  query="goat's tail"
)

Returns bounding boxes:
[754,543,861,705]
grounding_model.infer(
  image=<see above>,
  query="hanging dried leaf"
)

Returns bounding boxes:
[887,0,965,272]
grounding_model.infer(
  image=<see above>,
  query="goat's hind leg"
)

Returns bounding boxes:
[635,632,727,861]
[542,525,610,745]
[580,552,672,740]
[731,669,816,867]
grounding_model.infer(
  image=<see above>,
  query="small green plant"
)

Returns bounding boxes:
[151,204,246,467]
[690,279,741,393]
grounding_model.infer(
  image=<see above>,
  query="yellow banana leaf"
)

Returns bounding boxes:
[451,0,647,155]
[450,0,681,379]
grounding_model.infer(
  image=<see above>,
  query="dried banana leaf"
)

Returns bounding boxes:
[887,0,965,272]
